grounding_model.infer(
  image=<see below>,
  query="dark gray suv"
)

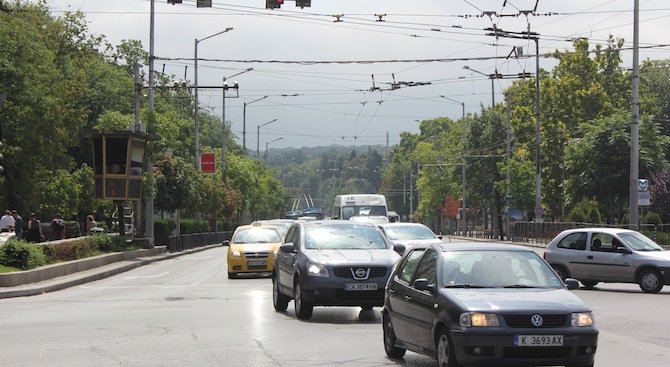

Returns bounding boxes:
[272,221,402,320]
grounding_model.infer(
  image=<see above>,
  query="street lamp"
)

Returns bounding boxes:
[439,95,467,236]
[222,68,252,179]
[462,65,501,107]
[265,137,283,162]
[242,95,268,153]
[257,118,278,159]
[194,27,233,168]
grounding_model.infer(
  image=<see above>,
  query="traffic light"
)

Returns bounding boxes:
[266,0,283,9]
[296,0,311,8]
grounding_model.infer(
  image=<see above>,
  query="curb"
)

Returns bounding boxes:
[0,244,223,299]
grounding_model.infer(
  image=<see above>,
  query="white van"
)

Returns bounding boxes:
[332,194,388,220]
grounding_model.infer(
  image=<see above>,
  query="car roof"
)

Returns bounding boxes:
[417,242,534,253]
[379,222,430,228]
[557,227,636,235]
[298,220,378,228]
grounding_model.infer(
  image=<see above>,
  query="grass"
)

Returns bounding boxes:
[0,264,21,273]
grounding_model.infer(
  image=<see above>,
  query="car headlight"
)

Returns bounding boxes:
[460,312,500,327]
[229,250,241,257]
[307,262,329,277]
[571,312,594,327]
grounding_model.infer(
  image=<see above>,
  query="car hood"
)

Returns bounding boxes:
[441,288,589,312]
[307,249,400,266]
[391,238,443,249]
[635,249,670,261]
[230,243,280,253]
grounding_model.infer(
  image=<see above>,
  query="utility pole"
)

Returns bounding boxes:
[630,0,640,229]
[144,0,156,246]
[242,95,268,153]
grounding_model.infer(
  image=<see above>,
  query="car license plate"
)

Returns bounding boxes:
[345,283,377,291]
[247,260,266,267]
[514,335,563,347]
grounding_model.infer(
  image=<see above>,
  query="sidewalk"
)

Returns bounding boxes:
[0,244,223,299]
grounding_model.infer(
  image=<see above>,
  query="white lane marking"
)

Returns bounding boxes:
[124,272,169,280]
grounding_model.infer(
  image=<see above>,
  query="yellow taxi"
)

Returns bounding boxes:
[226,223,284,279]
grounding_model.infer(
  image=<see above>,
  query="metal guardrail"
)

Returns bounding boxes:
[167,231,232,252]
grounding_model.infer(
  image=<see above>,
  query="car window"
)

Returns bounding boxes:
[304,224,387,249]
[557,232,587,251]
[232,227,281,243]
[385,225,437,241]
[413,249,438,285]
[397,249,426,283]
[285,227,298,246]
[619,232,664,251]
[591,233,617,252]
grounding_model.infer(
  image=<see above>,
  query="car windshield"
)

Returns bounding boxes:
[442,250,564,289]
[384,225,437,241]
[619,232,664,251]
[305,224,388,250]
[232,228,281,244]
[349,216,389,224]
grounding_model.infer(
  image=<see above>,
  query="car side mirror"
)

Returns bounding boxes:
[564,278,580,290]
[279,243,296,253]
[617,248,632,255]
[223,240,230,246]
[413,278,436,293]
[393,243,406,256]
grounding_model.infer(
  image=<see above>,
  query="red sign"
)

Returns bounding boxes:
[201,153,216,173]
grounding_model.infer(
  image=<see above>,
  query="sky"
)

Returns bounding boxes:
[42,0,670,150]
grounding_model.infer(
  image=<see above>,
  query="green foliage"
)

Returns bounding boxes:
[566,198,602,224]
[0,240,47,270]
[179,219,209,234]
[642,211,662,226]
[154,219,176,246]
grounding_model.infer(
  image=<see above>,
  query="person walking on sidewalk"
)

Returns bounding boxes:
[50,213,66,240]
[12,210,23,240]
[27,213,45,243]
[0,210,14,232]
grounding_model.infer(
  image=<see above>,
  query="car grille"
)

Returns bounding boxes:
[244,252,269,258]
[334,289,385,301]
[504,314,568,328]
[332,266,388,279]
[503,347,571,359]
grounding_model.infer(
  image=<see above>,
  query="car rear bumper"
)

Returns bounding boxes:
[450,329,598,366]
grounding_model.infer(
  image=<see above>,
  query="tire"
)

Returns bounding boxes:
[567,363,594,367]
[436,328,461,367]
[383,313,406,359]
[361,305,374,311]
[551,264,569,281]
[227,272,237,279]
[273,274,290,312]
[580,280,599,289]
[639,268,664,294]
[294,279,313,320]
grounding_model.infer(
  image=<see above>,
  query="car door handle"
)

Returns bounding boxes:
[404,295,412,302]
[587,255,594,259]
[388,289,396,295]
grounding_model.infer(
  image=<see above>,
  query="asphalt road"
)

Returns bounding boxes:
[0,243,669,366]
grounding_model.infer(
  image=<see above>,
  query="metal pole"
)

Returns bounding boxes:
[242,101,247,153]
[194,38,200,168]
[257,124,261,159]
[222,77,226,180]
[145,0,155,245]
[491,77,495,107]
[534,36,542,222]
[630,0,640,229]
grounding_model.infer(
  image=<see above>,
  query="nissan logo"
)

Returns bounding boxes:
[351,268,369,280]
[530,314,544,327]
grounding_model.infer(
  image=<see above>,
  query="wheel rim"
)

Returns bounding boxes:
[642,272,659,291]
[437,333,450,367]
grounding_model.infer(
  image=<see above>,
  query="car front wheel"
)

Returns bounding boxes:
[272,275,290,312]
[639,268,664,293]
[580,280,599,289]
[383,313,406,358]
[551,264,569,280]
[436,328,461,367]
[294,279,313,320]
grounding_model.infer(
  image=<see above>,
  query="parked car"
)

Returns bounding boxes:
[544,227,670,293]
[226,223,283,279]
[378,222,443,251]
[383,242,598,367]
[272,221,403,320]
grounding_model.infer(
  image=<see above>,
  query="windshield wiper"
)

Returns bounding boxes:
[445,284,487,289]
[503,284,538,288]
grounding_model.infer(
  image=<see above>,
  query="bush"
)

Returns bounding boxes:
[180,219,209,234]
[0,240,47,270]
[154,219,176,246]
[566,198,601,224]
[642,211,662,225]
[42,238,97,261]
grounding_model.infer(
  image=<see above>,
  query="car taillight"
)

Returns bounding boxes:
[543,251,547,259]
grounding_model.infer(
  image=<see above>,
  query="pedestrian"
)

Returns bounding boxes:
[0,209,15,232]
[27,213,44,243]
[50,213,66,240]
[12,210,23,240]
[86,214,98,234]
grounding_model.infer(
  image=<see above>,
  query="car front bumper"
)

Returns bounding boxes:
[298,275,388,307]
[450,328,598,366]
[227,254,276,274]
